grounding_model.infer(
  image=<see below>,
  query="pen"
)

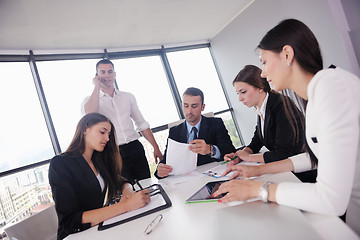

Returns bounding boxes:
[144,214,163,235]
[134,179,143,190]
[221,155,238,165]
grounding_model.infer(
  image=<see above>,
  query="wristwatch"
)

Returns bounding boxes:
[209,145,216,157]
[258,181,272,203]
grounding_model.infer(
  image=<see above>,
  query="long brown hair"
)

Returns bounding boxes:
[233,65,271,92]
[233,65,305,146]
[64,113,123,204]
[258,19,322,168]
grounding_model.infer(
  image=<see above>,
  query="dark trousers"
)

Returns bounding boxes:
[119,140,150,182]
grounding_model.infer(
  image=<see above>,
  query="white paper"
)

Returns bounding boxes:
[166,138,197,175]
[159,171,202,185]
[102,194,166,226]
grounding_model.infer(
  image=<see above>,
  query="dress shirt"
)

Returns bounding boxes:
[82,90,150,145]
[186,118,220,159]
[254,92,269,138]
[275,67,360,236]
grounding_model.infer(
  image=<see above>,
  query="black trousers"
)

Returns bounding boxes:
[119,140,150,182]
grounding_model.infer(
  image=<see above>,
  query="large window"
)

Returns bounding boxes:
[167,48,228,113]
[36,59,100,152]
[112,56,179,127]
[167,48,242,148]
[0,62,53,172]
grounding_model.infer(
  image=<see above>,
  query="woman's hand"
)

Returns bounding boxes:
[236,149,251,162]
[223,152,240,165]
[222,165,262,179]
[213,179,262,203]
[121,183,135,199]
[119,189,151,212]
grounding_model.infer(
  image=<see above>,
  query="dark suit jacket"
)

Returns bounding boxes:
[49,153,125,239]
[155,116,235,178]
[247,92,305,163]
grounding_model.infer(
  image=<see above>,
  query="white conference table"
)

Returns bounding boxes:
[65,162,359,240]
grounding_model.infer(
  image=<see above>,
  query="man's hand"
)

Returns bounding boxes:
[188,139,211,155]
[157,163,173,178]
[153,148,163,164]
[92,75,103,89]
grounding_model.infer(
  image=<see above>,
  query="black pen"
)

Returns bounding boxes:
[134,179,144,190]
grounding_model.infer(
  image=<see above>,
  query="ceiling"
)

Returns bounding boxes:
[0,0,254,53]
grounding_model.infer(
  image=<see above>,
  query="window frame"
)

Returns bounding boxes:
[0,43,243,177]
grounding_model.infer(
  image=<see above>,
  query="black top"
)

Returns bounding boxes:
[49,153,125,239]
[247,92,305,163]
[155,116,236,178]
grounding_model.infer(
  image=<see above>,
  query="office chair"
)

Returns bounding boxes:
[4,204,57,240]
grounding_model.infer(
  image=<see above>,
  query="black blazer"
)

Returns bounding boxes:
[49,153,125,239]
[155,116,235,178]
[247,92,305,163]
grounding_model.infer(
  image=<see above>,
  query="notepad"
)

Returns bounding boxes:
[98,184,172,230]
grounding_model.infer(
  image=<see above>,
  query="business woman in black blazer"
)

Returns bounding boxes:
[225,65,305,164]
[49,113,150,239]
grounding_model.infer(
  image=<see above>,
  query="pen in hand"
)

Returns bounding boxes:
[221,155,238,165]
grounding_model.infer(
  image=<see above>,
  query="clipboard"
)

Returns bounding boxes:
[98,184,171,231]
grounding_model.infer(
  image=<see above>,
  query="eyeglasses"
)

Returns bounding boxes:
[144,214,163,235]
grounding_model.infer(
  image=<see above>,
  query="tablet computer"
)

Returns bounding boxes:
[186,180,228,203]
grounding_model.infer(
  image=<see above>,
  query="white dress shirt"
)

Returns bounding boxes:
[254,92,269,138]
[275,67,360,235]
[81,90,150,145]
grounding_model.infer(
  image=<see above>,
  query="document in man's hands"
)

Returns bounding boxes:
[166,138,197,175]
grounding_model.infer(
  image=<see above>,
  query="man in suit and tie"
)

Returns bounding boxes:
[155,87,236,178]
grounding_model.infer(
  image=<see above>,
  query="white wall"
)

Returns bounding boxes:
[210,0,356,145]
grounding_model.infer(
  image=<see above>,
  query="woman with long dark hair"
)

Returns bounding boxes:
[225,65,305,165]
[49,113,150,239]
[215,19,360,235]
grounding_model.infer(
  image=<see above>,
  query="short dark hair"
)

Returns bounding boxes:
[183,87,204,105]
[96,59,114,72]
[233,65,271,93]
[257,18,323,75]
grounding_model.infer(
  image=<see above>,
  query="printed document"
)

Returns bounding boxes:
[166,138,197,175]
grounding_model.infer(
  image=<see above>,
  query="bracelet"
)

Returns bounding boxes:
[258,181,272,203]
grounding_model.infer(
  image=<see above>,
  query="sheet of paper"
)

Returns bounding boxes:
[203,161,261,179]
[159,171,202,185]
[166,138,197,175]
[102,194,166,226]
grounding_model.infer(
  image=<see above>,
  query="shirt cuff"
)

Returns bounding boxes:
[213,145,221,159]
[289,152,312,173]
[136,122,150,132]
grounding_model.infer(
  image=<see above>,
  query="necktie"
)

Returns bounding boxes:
[192,127,198,140]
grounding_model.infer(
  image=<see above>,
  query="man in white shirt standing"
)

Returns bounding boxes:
[81,59,162,181]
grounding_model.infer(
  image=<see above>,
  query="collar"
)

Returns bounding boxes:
[254,92,269,117]
[186,117,202,134]
[100,88,119,97]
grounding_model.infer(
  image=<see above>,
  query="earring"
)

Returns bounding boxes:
[287,62,291,66]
